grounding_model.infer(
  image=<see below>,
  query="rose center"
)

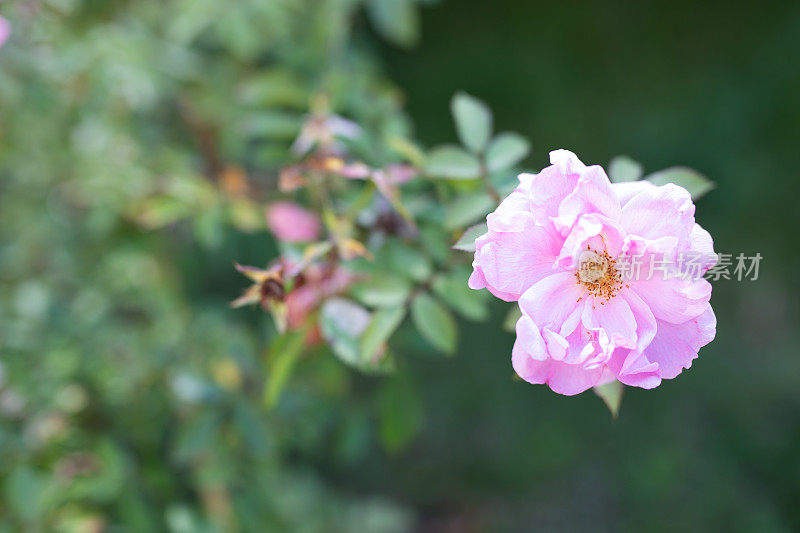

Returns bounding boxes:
[575,248,624,303]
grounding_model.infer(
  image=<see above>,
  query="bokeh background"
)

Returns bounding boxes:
[1,0,799,531]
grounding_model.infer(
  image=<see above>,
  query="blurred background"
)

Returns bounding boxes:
[1,0,799,531]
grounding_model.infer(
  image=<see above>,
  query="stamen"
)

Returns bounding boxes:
[575,248,624,303]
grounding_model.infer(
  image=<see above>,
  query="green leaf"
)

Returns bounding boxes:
[452,222,488,252]
[424,145,481,180]
[419,225,452,264]
[238,111,301,139]
[320,298,371,366]
[238,69,308,108]
[387,135,426,167]
[166,505,206,533]
[133,195,194,229]
[451,92,493,153]
[431,270,489,321]
[351,274,412,308]
[65,439,126,503]
[320,298,395,374]
[411,293,457,355]
[608,155,644,182]
[384,240,433,282]
[485,132,530,172]
[4,466,47,523]
[378,375,422,454]
[193,205,224,250]
[264,329,306,408]
[490,169,521,197]
[645,166,715,199]
[366,0,420,48]
[217,8,261,59]
[502,305,522,333]
[228,198,265,232]
[444,192,493,230]
[361,306,406,362]
[594,380,624,418]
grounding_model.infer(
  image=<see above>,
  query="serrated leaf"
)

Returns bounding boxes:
[411,293,457,355]
[361,306,406,362]
[485,132,530,172]
[453,222,488,252]
[444,192,494,230]
[502,305,522,333]
[451,92,493,153]
[645,166,715,199]
[594,380,624,418]
[608,155,644,182]
[351,274,412,308]
[424,145,481,180]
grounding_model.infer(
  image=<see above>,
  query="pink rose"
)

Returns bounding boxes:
[0,17,10,48]
[265,202,321,243]
[469,149,716,394]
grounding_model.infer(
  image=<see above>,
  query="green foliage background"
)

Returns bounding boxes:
[1,0,799,531]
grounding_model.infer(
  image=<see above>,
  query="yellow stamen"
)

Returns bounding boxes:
[575,247,623,303]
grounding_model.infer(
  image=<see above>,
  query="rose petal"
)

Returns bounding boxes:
[470,218,561,302]
[630,276,711,324]
[518,273,584,331]
[644,304,716,379]
[621,183,694,244]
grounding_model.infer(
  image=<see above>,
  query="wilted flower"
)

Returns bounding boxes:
[231,263,286,308]
[265,202,322,243]
[469,149,716,394]
[233,257,353,342]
